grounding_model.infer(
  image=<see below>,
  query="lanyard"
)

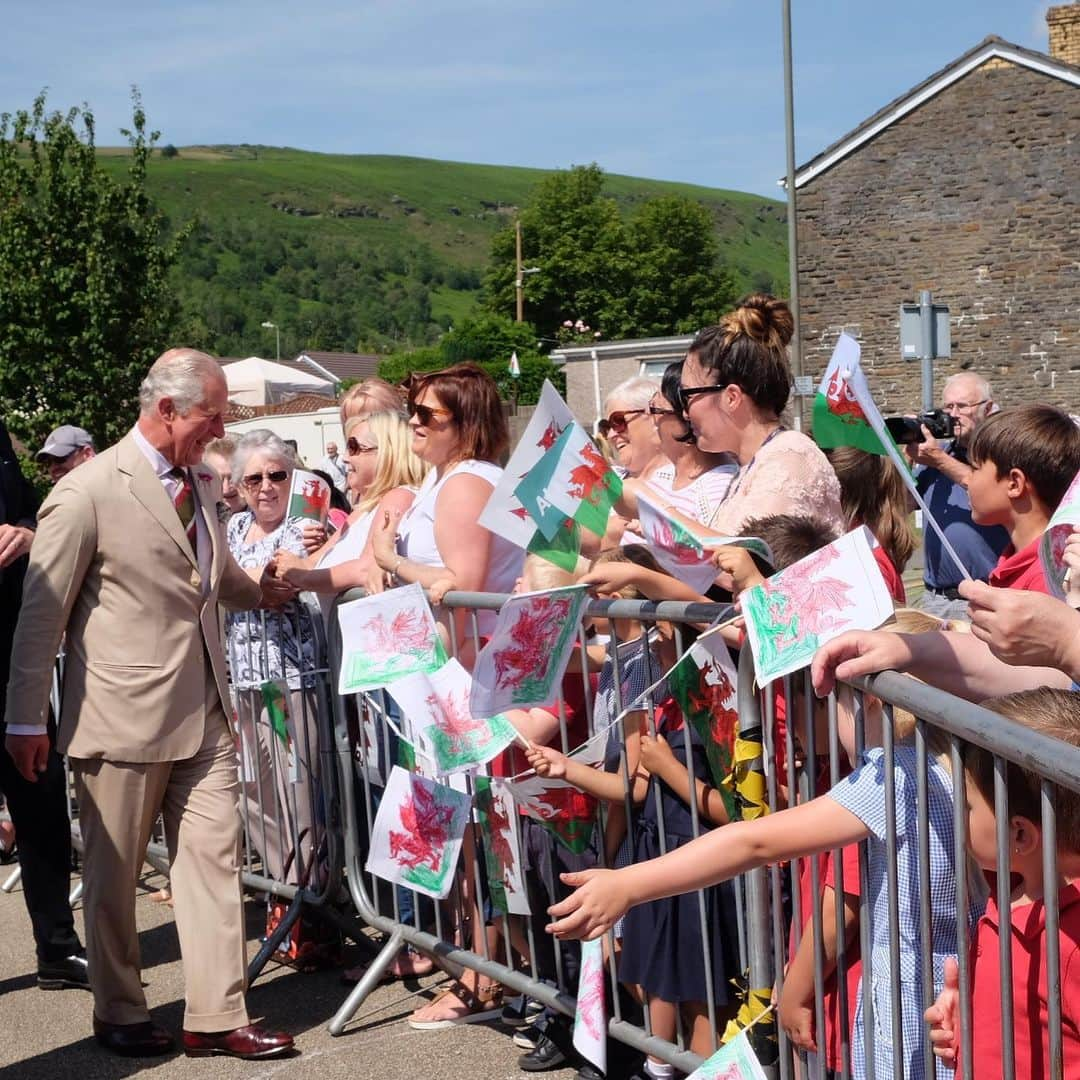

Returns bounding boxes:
[718,425,786,507]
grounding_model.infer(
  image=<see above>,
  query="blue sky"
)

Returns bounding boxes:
[1,1,1054,197]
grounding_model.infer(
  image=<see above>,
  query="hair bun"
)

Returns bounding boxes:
[730,293,794,349]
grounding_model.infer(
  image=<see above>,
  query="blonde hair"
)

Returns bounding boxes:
[522,553,589,591]
[339,377,404,425]
[354,410,428,513]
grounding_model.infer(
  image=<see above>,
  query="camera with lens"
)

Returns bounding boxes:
[883,409,956,445]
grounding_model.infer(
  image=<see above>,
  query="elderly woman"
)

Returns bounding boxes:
[602,375,664,480]
[225,429,326,965]
[680,293,844,536]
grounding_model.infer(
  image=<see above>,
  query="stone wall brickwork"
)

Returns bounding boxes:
[1049,4,1080,68]
[797,58,1079,416]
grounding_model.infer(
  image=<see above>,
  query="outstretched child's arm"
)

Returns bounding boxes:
[547,795,868,940]
[924,956,960,1068]
[526,744,628,805]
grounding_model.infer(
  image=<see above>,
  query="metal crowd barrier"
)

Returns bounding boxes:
[9,580,1080,1080]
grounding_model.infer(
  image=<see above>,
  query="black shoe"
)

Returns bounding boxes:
[93,1017,175,1057]
[502,993,544,1029]
[38,953,90,990]
[576,1064,605,1080]
[519,1032,571,1072]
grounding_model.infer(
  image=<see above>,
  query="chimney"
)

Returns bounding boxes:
[1047,3,1080,66]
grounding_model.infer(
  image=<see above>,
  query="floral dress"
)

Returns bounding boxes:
[226,511,316,690]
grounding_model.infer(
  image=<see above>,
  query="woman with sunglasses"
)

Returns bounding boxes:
[273,411,427,604]
[602,376,664,479]
[370,363,524,1029]
[679,294,843,536]
[223,429,329,964]
[626,361,739,528]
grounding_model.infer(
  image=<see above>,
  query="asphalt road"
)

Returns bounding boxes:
[0,865,579,1080]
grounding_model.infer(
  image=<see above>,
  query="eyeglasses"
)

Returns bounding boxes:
[942,399,988,414]
[408,401,454,426]
[604,409,646,434]
[346,437,378,455]
[648,403,677,417]
[240,469,289,491]
[678,384,726,414]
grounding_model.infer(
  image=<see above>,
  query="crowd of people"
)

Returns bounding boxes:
[1,292,1080,1076]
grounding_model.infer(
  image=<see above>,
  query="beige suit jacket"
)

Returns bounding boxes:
[5,431,261,761]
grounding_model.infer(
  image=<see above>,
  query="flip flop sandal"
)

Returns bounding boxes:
[407,983,503,1030]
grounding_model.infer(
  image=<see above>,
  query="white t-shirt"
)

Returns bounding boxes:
[397,460,523,628]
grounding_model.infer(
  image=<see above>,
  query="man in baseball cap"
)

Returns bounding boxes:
[35,425,95,484]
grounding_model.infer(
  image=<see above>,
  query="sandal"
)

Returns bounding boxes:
[342,947,435,986]
[408,982,503,1030]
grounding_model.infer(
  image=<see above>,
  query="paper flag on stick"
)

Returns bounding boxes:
[636,492,774,594]
[388,658,519,775]
[685,1029,768,1080]
[259,679,298,783]
[287,469,330,525]
[474,777,530,916]
[1040,467,1080,599]
[479,379,575,548]
[504,732,606,854]
[572,937,607,1073]
[811,332,972,582]
[365,766,471,899]
[742,525,893,686]
[515,422,623,540]
[471,585,589,716]
[666,633,739,819]
[336,583,448,694]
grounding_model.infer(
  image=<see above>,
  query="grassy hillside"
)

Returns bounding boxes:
[97,146,789,355]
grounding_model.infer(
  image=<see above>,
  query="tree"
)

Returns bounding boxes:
[483,163,735,342]
[0,91,189,462]
[378,313,565,405]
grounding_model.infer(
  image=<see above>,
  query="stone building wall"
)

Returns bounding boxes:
[797,58,1079,415]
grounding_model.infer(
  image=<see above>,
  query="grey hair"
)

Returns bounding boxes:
[604,375,659,414]
[139,348,224,415]
[231,429,297,479]
[944,371,992,404]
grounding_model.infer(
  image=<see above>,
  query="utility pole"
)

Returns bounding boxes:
[515,219,524,323]
[782,0,804,432]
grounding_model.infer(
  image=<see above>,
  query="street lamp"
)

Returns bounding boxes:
[260,320,281,361]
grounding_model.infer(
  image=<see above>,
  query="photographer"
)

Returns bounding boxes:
[906,372,1008,619]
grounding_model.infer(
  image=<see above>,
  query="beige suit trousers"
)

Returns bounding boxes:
[72,680,249,1032]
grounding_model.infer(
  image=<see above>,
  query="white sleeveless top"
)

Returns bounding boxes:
[397,460,523,625]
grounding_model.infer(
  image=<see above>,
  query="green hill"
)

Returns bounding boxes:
[96,146,789,357]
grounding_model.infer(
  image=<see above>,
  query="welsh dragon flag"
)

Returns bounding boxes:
[514,421,623,540]
[811,333,898,457]
[260,679,298,783]
[666,631,739,820]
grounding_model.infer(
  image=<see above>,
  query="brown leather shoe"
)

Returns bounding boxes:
[182,1024,295,1059]
[93,1017,175,1057]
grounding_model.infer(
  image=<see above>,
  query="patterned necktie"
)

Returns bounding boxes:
[170,467,198,555]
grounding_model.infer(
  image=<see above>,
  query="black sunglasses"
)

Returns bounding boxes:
[604,409,646,434]
[407,401,453,426]
[678,384,726,414]
[647,403,677,417]
[240,469,289,490]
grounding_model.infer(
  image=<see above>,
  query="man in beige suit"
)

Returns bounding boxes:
[5,349,295,1059]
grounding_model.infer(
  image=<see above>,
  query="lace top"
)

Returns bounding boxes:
[708,430,844,537]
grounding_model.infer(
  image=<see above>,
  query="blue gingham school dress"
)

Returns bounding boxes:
[827,746,984,1080]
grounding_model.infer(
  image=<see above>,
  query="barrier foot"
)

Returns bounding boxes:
[247,894,305,984]
[328,928,404,1036]
[69,880,83,905]
[2,866,21,893]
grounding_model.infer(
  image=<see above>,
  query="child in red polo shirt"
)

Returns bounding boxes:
[966,405,1080,593]
[926,687,1080,1077]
